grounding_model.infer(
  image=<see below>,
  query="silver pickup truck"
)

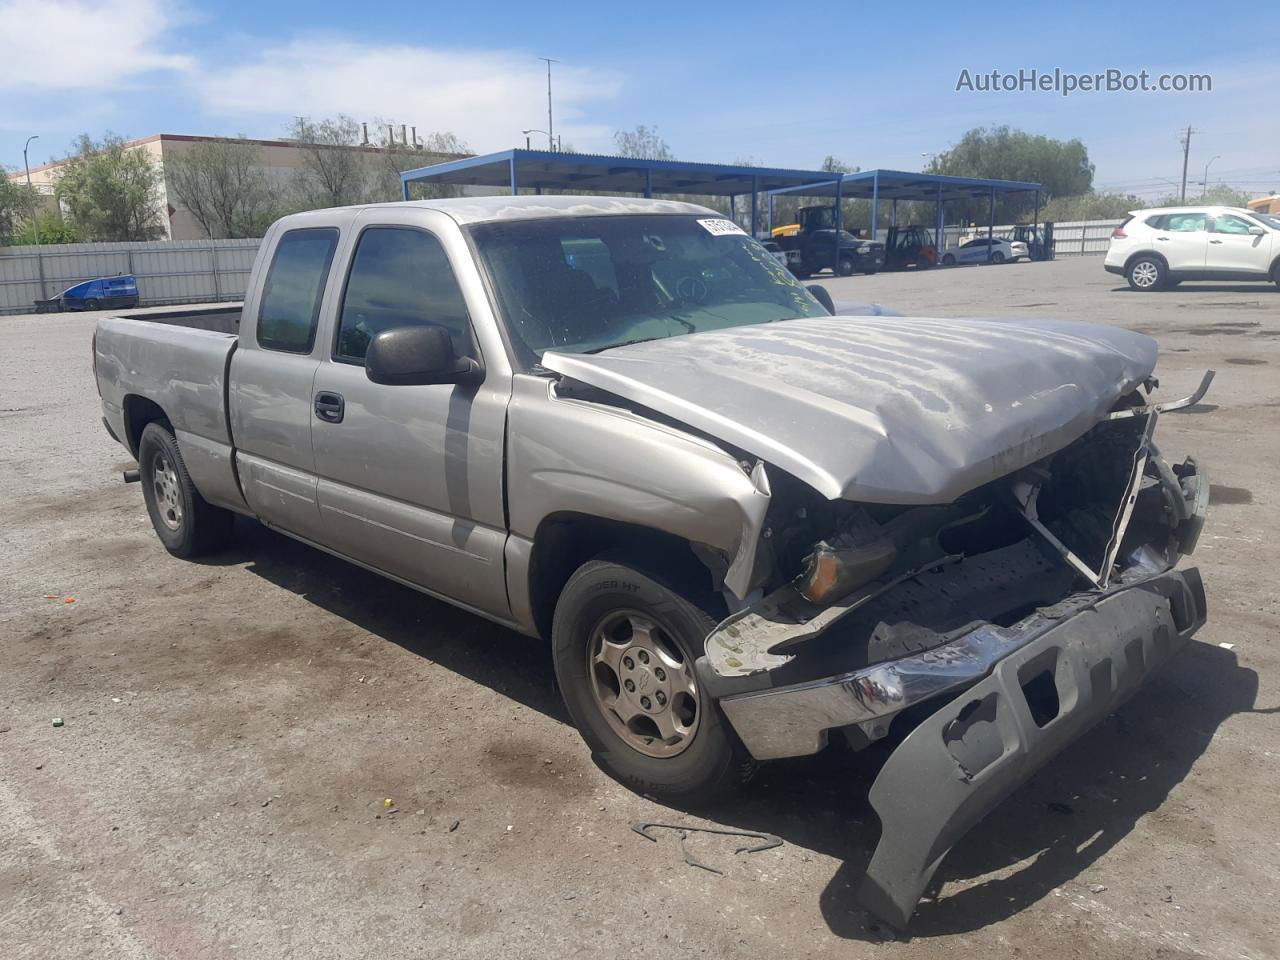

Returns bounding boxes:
[93,196,1211,927]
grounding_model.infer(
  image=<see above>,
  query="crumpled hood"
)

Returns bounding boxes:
[541,315,1157,504]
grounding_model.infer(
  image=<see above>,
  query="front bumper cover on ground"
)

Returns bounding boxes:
[855,566,1205,927]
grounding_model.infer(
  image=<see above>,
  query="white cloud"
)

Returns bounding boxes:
[194,38,623,152]
[0,0,191,92]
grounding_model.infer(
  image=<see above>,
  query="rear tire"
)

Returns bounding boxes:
[138,422,234,558]
[942,253,956,265]
[1126,256,1167,291]
[552,556,755,808]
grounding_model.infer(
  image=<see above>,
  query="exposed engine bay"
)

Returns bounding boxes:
[704,372,1213,687]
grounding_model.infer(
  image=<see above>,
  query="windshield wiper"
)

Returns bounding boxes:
[581,335,669,355]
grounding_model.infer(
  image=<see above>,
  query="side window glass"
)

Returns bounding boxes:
[1167,214,1206,232]
[336,227,473,364]
[1212,215,1252,235]
[257,228,338,353]
[1145,214,1168,230]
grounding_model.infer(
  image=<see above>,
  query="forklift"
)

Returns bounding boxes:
[770,205,885,278]
[882,226,937,270]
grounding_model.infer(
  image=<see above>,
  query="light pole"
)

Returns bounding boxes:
[538,58,558,151]
[23,135,41,248]
[1201,155,1221,200]
[522,129,549,151]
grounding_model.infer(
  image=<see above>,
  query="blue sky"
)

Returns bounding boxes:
[4,0,1278,198]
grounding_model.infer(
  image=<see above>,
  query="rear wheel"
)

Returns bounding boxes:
[552,557,754,807]
[138,422,234,557]
[942,253,956,265]
[1126,256,1167,291]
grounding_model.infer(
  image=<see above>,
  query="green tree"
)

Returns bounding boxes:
[288,116,369,209]
[1,172,38,243]
[165,137,275,238]
[1041,191,1145,222]
[54,134,165,241]
[14,213,84,245]
[928,126,1094,221]
[613,125,673,160]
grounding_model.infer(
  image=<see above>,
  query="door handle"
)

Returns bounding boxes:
[1156,236,1170,241]
[314,391,345,423]
[1209,239,1223,244]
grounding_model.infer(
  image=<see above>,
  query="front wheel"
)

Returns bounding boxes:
[1126,256,1167,291]
[941,253,956,265]
[552,557,754,807]
[138,422,234,557]
[991,251,1006,264]
[835,258,855,277]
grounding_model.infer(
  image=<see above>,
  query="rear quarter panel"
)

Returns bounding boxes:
[95,317,247,512]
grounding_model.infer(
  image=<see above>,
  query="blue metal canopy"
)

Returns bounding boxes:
[400,148,837,199]
[768,168,1042,203]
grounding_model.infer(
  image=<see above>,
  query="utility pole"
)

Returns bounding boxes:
[1178,126,1194,202]
[539,57,558,150]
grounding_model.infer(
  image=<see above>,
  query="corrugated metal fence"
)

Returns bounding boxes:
[1049,219,1124,257]
[0,238,262,316]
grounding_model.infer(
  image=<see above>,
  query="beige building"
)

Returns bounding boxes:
[14,133,467,241]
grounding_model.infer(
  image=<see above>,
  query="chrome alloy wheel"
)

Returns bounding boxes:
[1132,261,1160,288]
[150,449,183,531]
[587,611,700,758]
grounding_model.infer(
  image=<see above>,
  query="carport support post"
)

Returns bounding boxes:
[834,177,844,269]
[401,176,410,201]
[644,169,653,199]
[510,157,519,196]
[935,183,944,255]
[987,187,996,262]
[750,175,759,238]
[1033,189,1041,258]
[891,198,897,229]
[767,193,774,234]
[870,172,879,242]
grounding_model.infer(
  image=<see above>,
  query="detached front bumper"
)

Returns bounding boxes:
[857,565,1205,927]
[706,565,1205,928]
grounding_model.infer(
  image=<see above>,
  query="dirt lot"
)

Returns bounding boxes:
[2,258,1278,959]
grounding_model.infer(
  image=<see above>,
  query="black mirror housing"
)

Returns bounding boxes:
[806,284,835,315]
[365,325,482,386]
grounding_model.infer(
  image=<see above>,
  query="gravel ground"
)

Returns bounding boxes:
[2,259,1277,959]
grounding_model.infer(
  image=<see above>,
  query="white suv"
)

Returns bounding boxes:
[1105,205,1280,291]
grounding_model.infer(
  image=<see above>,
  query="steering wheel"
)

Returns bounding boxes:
[675,275,709,303]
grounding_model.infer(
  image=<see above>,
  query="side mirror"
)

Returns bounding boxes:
[1248,225,1266,236]
[365,325,482,386]
[806,283,835,315]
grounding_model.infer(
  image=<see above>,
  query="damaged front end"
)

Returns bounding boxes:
[694,373,1213,929]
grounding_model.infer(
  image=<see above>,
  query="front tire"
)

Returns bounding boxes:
[552,557,754,807]
[991,251,1006,264]
[1126,256,1167,291]
[942,253,956,265]
[138,422,234,558]
[836,258,855,277]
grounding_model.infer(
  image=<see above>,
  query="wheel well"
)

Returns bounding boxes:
[122,395,170,457]
[526,513,720,640]
[1125,250,1168,271]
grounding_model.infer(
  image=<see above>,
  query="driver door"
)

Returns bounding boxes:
[1205,213,1273,275]
[308,209,512,617]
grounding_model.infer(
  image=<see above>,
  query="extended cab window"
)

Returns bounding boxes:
[257,228,338,353]
[335,227,473,363]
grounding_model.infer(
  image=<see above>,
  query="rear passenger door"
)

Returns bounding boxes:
[1150,212,1207,271]
[308,209,511,618]
[230,222,345,542]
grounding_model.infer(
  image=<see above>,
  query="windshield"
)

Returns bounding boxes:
[1254,212,1280,230]
[469,214,829,364]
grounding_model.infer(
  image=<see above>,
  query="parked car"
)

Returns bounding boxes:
[939,236,1019,265]
[93,196,1210,930]
[758,239,790,267]
[1105,206,1280,291]
[37,274,140,313]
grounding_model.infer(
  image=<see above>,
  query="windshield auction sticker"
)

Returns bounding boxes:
[697,218,747,237]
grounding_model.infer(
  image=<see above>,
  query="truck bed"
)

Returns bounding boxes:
[115,306,241,334]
